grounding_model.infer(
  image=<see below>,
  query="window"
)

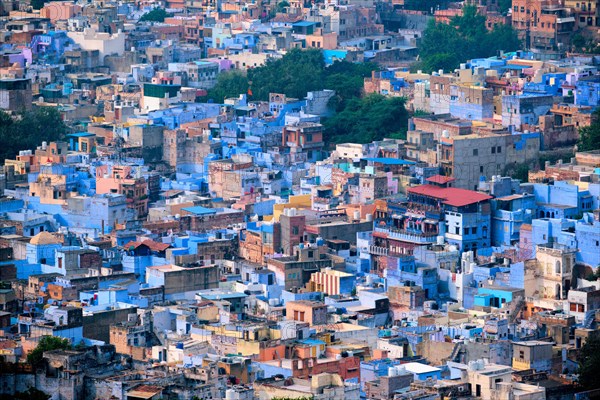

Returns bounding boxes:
[292,226,299,235]
[308,250,314,258]
[455,227,460,235]
[464,227,470,235]
[472,227,477,234]
[497,146,501,153]
[492,147,496,154]
[473,149,479,156]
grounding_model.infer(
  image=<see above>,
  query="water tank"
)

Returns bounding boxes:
[438,69,444,75]
[442,130,450,138]
[353,210,361,220]
[226,389,236,400]
[347,351,354,357]
[366,275,374,285]
[396,366,406,375]
[269,298,278,306]
[336,354,342,360]
[299,243,305,249]
[316,237,325,246]
[366,214,373,222]
[289,208,297,217]
[388,366,397,376]
[42,141,47,150]
[436,236,444,245]
[176,342,184,349]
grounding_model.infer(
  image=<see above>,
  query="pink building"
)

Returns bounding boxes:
[96,165,148,218]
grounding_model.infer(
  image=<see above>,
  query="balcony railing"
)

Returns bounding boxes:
[374,227,438,244]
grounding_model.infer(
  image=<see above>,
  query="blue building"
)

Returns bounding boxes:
[534,181,594,219]
[385,256,438,299]
[575,75,600,107]
[575,212,600,267]
[474,285,524,308]
[491,193,536,246]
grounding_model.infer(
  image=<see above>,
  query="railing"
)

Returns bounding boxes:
[369,245,388,256]
[374,227,437,244]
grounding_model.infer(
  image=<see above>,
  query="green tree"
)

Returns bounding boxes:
[497,0,512,14]
[0,388,50,400]
[578,334,600,390]
[0,107,67,163]
[30,0,47,10]
[323,94,408,144]
[324,60,378,111]
[578,109,600,152]
[416,5,521,73]
[26,336,71,367]
[276,0,290,12]
[247,48,325,100]
[139,8,173,22]
[206,70,249,103]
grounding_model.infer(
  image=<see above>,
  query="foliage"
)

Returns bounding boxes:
[323,94,408,144]
[31,0,47,10]
[139,8,173,22]
[578,109,600,152]
[276,0,290,12]
[206,49,399,144]
[496,0,512,14]
[0,107,67,163]
[415,5,520,73]
[247,48,326,100]
[206,70,249,103]
[578,334,600,390]
[26,336,71,367]
[570,34,600,53]
[0,388,50,400]
[505,163,530,183]
[324,60,378,111]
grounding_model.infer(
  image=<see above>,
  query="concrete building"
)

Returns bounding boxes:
[512,341,553,373]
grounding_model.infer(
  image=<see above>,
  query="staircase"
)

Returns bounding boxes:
[447,342,464,363]
[584,310,596,329]
[508,296,525,324]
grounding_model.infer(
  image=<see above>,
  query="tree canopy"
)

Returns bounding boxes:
[0,107,67,163]
[206,70,250,104]
[578,109,600,152]
[206,49,378,105]
[323,95,408,144]
[0,388,50,400]
[31,0,48,10]
[205,49,407,144]
[578,334,600,390]
[139,8,173,22]
[27,336,72,367]
[416,5,521,73]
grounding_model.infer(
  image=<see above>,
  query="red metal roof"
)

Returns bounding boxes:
[426,175,456,184]
[407,184,492,207]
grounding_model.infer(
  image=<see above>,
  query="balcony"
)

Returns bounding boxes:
[373,227,438,244]
[369,245,388,256]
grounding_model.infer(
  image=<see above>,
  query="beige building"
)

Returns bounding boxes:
[535,244,575,301]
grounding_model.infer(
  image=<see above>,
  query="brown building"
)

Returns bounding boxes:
[512,0,575,50]
[286,300,328,326]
